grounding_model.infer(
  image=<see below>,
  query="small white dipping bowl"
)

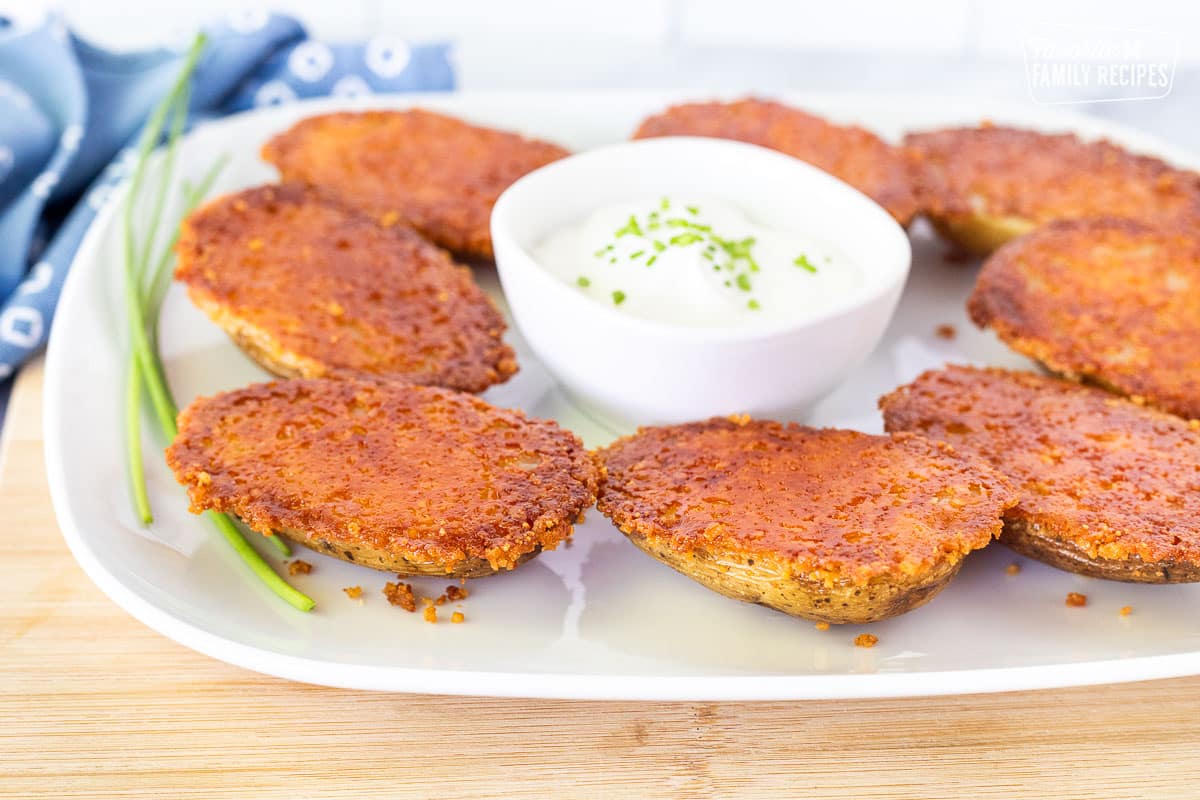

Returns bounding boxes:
[491,136,911,428]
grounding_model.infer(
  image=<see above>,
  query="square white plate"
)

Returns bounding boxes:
[44,91,1200,700]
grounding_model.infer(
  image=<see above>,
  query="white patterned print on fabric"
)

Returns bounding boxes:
[0,306,43,349]
[331,75,372,99]
[288,41,334,83]
[365,37,411,79]
[16,262,53,296]
[253,80,298,108]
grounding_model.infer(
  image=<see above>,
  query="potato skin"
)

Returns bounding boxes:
[276,526,543,577]
[634,98,919,226]
[596,418,1015,625]
[626,530,964,625]
[176,183,517,394]
[880,366,1200,583]
[167,378,602,578]
[928,213,1036,256]
[967,218,1200,420]
[1002,519,1200,584]
[905,125,1200,254]
[262,110,569,259]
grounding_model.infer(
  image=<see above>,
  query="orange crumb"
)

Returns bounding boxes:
[421,596,435,607]
[424,606,438,624]
[434,594,447,606]
[935,323,957,340]
[451,611,465,624]
[287,560,312,576]
[854,633,878,648]
[1066,592,1088,607]
[343,585,363,600]
[815,621,830,631]
[1119,605,1132,616]
[445,584,469,602]
[383,581,416,612]
[1005,563,1021,575]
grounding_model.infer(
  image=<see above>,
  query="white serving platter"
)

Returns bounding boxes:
[44,91,1200,700]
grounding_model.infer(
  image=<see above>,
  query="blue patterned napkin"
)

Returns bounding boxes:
[0,11,454,393]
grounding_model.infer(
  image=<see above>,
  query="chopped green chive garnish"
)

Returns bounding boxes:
[577,276,591,287]
[615,215,643,238]
[669,232,704,246]
[665,218,711,232]
[794,254,818,273]
[588,201,793,303]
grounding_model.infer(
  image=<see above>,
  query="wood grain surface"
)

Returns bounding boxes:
[3,358,1200,799]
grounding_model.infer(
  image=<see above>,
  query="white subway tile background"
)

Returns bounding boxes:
[2,1,1197,145]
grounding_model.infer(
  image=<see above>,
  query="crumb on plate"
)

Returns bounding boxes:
[343,585,363,600]
[854,633,878,648]
[445,584,469,602]
[1120,605,1133,616]
[1066,591,1088,607]
[1006,563,1021,576]
[424,605,438,624]
[383,580,416,612]
[288,559,312,576]
[815,621,830,631]
[451,611,465,624]
[935,323,957,340]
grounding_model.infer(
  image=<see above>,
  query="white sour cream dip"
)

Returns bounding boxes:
[533,196,861,327]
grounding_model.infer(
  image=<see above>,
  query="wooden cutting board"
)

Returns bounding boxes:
[2,357,1199,799]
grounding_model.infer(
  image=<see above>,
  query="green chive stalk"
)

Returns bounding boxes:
[123,33,311,610]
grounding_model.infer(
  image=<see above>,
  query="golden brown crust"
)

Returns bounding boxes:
[175,183,517,394]
[632,98,919,225]
[261,109,569,259]
[967,218,1200,419]
[166,378,602,576]
[880,365,1200,581]
[595,418,1015,623]
[905,125,1200,251]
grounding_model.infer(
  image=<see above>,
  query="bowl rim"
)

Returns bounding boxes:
[491,136,912,345]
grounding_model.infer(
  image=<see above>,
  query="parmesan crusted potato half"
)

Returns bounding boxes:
[968,218,1200,420]
[881,366,1200,583]
[905,125,1200,254]
[176,184,517,394]
[596,418,1015,624]
[633,98,919,226]
[262,109,569,259]
[167,378,602,577]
